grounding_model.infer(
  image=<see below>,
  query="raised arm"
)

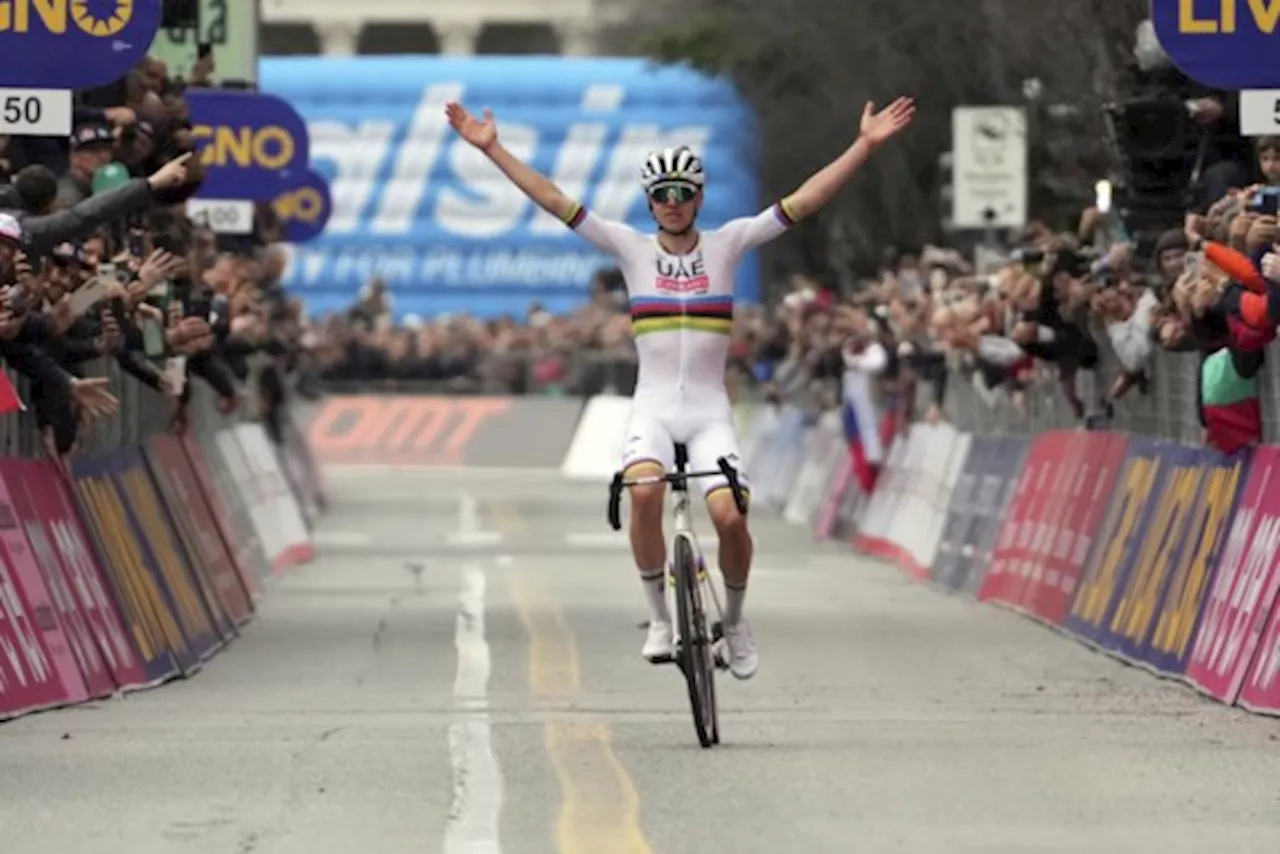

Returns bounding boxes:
[445,102,577,223]
[782,98,915,222]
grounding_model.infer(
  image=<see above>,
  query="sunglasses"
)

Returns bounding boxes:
[648,184,698,205]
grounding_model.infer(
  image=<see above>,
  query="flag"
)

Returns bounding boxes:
[0,371,26,414]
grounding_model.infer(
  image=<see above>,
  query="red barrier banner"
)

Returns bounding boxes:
[980,434,1061,606]
[1185,449,1280,703]
[979,432,1128,625]
[147,436,253,627]
[15,461,147,691]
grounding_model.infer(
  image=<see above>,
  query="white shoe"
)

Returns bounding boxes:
[642,619,675,662]
[721,620,758,680]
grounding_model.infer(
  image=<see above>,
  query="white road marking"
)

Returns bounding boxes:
[446,491,505,545]
[444,564,503,854]
[311,530,372,546]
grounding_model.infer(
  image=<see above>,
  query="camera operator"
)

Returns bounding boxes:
[1129,19,1255,213]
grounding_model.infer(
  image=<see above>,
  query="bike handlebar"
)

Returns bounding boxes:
[606,456,749,531]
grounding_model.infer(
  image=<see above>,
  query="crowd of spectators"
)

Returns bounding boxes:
[0,51,306,466]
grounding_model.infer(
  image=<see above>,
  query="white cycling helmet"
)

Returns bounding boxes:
[640,145,705,191]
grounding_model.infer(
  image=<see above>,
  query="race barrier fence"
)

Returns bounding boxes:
[731,398,1280,719]
[0,392,322,723]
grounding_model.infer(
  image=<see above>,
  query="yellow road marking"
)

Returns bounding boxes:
[509,571,653,854]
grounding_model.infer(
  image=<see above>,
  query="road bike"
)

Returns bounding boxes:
[608,445,749,748]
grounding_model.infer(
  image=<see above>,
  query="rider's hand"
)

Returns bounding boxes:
[859,97,916,147]
[445,102,497,152]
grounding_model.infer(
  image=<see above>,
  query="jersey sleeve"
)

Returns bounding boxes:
[562,202,639,256]
[717,199,798,257]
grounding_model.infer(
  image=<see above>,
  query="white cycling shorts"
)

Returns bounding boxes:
[620,408,748,498]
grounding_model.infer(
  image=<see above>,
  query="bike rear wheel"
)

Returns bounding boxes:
[673,535,718,748]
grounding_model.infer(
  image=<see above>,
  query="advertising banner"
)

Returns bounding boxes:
[883,424,969,578]
[0,536,66,719]
[146,436,253,629]
[0,465,89,707]
[0,0,162,89]
[233,424,315,572]
[783,416,843,527]
[181,433,266,597]
[260,56,762,319]
[15,461,146,691]
[931,435,1029,597]
[272,169,331,243]
[302,394,581,468]
[188,89,311,200]
[1187,448,1280,704]
[111,446,230,655]
[812,454,855,541]
[1136,448,1247,676]
[1061,438,1177,650]
[981,432,1073,607]
[72,454,193,679]
[1151,0,1280,89]
[5,464,113,700]
[853,433,910,560]
[1009,433,1129,626]
[1240,599,1280,715]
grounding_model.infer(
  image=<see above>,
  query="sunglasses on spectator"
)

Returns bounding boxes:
[648,183,698,205]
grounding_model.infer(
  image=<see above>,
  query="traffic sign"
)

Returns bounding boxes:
[186,199,255,235]
[951,106,1028,230]
[0,88,70,136]
[1240,91,1280,137]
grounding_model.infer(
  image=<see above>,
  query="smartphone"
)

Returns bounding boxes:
[97,261,117,284]
[66,279,107,318]
[128,229,147,259]
[142,318,166,358]
[1253,187,1280,215]
[109,296,128,325]
[209,293,228,324]
[197,42,213,59]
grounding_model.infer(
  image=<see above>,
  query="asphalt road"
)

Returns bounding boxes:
[2,466,1279,854]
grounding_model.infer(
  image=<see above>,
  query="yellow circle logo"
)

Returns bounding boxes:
[72,0,133,38]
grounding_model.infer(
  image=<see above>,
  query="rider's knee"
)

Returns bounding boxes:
[628,483,666,521]
[706,488,749,538]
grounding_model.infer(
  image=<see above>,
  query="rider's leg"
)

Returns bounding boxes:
[621,414,677,660]
[705,489,751,622]
[689,422,758,679]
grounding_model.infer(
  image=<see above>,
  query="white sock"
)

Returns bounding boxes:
[725,582,747,626]
[641,570,670,622]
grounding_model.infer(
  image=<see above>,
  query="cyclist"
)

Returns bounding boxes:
[446,96,915,679]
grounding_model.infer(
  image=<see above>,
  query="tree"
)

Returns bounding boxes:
[601,0,1148,295]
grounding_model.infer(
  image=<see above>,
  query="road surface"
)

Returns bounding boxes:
[2,467,1278,853]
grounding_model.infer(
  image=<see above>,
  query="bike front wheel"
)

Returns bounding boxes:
[673,534,718,748]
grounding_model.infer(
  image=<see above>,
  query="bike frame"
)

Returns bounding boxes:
[668,480,724,623]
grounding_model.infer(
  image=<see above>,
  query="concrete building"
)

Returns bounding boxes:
[259,0,632,56]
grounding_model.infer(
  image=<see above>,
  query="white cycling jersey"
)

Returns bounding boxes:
[562,199,797,493]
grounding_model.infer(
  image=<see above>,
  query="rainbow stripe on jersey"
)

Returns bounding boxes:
[630,295,733,337]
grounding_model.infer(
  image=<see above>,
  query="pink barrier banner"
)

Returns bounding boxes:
[16,460,147,691]
[1186,448,1280,704]
[0,469,89,711]
[2,462,114,701]
[1240,604,1280,714]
